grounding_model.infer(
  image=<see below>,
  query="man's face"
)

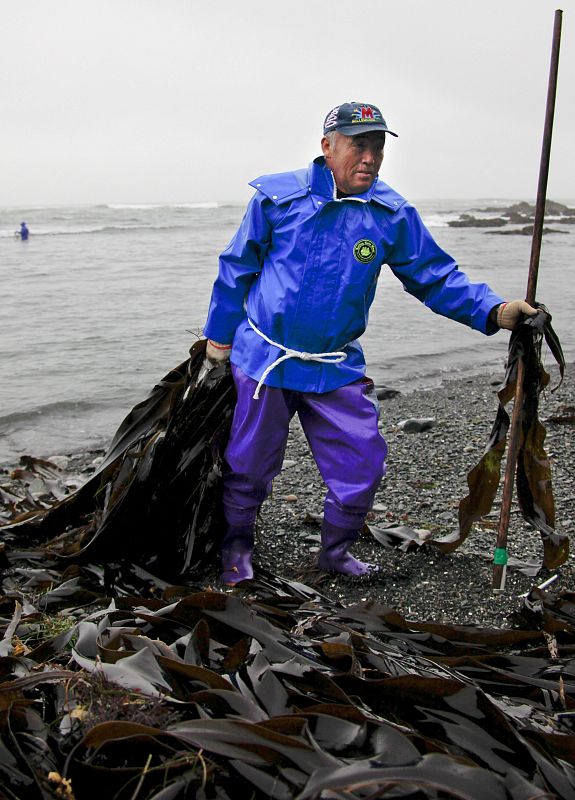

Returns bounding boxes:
[321,131,385,196]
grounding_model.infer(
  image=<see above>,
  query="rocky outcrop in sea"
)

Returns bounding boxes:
[447,199,575,234]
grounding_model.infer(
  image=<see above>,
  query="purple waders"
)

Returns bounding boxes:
[220,365,387,582]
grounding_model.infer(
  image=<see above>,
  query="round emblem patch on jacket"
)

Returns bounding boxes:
[353,239,377,264]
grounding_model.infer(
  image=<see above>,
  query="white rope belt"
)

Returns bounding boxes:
[248,318,348,399]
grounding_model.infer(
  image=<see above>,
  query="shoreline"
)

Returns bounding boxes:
[0,354,512,469]
[1,362,573,630]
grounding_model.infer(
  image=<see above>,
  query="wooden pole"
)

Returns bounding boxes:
[492,9,563,592]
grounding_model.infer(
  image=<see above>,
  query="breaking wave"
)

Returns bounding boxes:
[106,202,220,210]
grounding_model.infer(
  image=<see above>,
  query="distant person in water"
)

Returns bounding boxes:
[203,100,538,585]
[18,222,29,241]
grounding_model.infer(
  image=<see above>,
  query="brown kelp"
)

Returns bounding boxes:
[1,339,236,580]
[435,307,567,569]
[0,565,574,799]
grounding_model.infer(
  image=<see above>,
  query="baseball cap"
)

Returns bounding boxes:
[323,102,398,137]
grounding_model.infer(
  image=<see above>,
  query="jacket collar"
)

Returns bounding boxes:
[310,156,376,203]
[249,160,406,212]
[310,157,404,211]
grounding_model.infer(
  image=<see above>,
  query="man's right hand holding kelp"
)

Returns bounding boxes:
[206,339,232,364]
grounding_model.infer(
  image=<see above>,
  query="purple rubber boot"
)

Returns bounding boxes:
[220,524,255,586]
[318,520,376,576]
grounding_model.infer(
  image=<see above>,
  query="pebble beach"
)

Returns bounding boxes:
[3,361,572,631]
[240,361,574,629]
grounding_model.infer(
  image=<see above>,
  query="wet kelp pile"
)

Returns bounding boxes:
[0,568,574,799]
[1,339,236,580]
[1,320,574,799]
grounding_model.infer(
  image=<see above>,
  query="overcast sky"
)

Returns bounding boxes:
[2,0,573,205]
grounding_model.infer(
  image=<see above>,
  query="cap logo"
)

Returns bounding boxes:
[351,105,382,124]
[353,239,377,264]
[324,106,340,131]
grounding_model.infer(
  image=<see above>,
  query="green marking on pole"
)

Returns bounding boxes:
[493,548,508,566]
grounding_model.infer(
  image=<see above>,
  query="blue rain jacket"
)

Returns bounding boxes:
[204,157,504,393]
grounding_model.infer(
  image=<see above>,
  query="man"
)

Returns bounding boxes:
[203,101,536,586]
[19,222,29,240]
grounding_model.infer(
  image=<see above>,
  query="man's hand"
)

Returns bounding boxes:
[206,339,232,364]
[496,300,538,330]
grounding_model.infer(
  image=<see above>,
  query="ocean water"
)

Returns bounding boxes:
[1,199,573,466]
